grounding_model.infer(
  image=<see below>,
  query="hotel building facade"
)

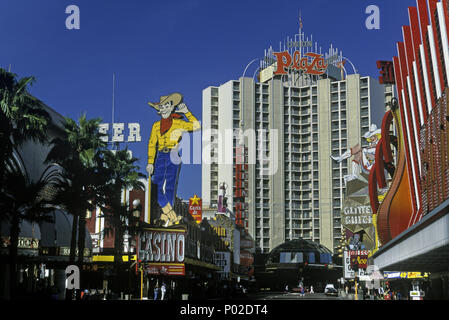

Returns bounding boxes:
[202,32,391,253]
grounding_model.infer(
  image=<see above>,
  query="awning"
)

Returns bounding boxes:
[39,209,92,249]
[38,209,93,261]
[184,257,221,271]
[372,198,449,272]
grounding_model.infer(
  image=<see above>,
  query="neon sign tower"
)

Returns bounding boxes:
[202,17,390,253]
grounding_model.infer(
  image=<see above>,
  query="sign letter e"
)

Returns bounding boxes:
[65,265,80,290]
[65,5,80,30]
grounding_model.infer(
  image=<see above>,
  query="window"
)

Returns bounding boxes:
[292,252,304,263]
[308,252,315,263]
[280,252,292,263]
[320,253,332,264]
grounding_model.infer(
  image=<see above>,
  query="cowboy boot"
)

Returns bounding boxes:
[161,204,173,227]
[160,213,169,227]
[167,209,178,225]
[331,149,351,163]
[171,212,182,225]
[174,213,182,224]
[166,219,174,227]
[162,203,182,225]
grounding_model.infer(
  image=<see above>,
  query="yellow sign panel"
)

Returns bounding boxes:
[398,272,428,279]
[406,272,428,279]
[92,255,136,262]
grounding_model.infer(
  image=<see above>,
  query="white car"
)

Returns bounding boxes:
[324,284,337,295]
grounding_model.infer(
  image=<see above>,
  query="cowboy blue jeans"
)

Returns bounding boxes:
[152,151,181,209]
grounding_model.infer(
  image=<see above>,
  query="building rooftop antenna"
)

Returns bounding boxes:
[112,73,115,127]
[111,73,120,151]
[299,10,303,56]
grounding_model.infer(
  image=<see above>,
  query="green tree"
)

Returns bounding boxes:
[97,148,145,294]
[46,114,107,299]
[0,68,50,179]
[0,158,61,299]
[0,68,52,299]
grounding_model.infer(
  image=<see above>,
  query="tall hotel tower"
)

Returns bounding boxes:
[202,27,389,253]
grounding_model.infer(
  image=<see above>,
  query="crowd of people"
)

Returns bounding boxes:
[344,283,407,300]
[284,279,314,297]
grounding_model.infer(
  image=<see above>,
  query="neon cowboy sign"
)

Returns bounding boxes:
[273,51,329,76]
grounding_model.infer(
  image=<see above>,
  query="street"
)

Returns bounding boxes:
[239,291,349,300]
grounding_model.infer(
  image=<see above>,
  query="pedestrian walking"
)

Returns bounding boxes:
[50,286,59,300]
[310,285,314,294]
[161,283,167,300]
[81,289,89,300]
[154,285,160,300]
[300,286,305,297]
[378,286,384,297]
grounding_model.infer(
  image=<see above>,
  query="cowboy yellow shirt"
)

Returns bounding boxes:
[147,112,200,164]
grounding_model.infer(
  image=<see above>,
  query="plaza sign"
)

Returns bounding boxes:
[273,51,328,76]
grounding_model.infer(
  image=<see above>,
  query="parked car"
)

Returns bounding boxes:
[324,284,337,296]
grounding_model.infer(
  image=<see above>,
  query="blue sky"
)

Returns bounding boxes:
[0,0,416,200]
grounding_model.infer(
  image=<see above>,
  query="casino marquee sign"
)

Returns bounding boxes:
[138,228,186,276]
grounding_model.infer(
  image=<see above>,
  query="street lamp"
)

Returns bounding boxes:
[132,199,141,223]
[131,198,144,299]
[128,199,142,255]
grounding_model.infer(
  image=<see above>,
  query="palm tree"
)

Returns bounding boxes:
[97,148,145,294]
[0,68,52,299]
[0,156,61,299]
[0,68,50,180]
[45,114,107,299]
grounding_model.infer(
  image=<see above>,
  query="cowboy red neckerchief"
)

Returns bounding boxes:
[160,113,183,135]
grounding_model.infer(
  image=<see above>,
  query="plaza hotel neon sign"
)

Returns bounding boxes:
[273,51,329,76]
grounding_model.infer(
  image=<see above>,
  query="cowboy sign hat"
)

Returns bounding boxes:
[363,124,381,139]
[147,92,183,111]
